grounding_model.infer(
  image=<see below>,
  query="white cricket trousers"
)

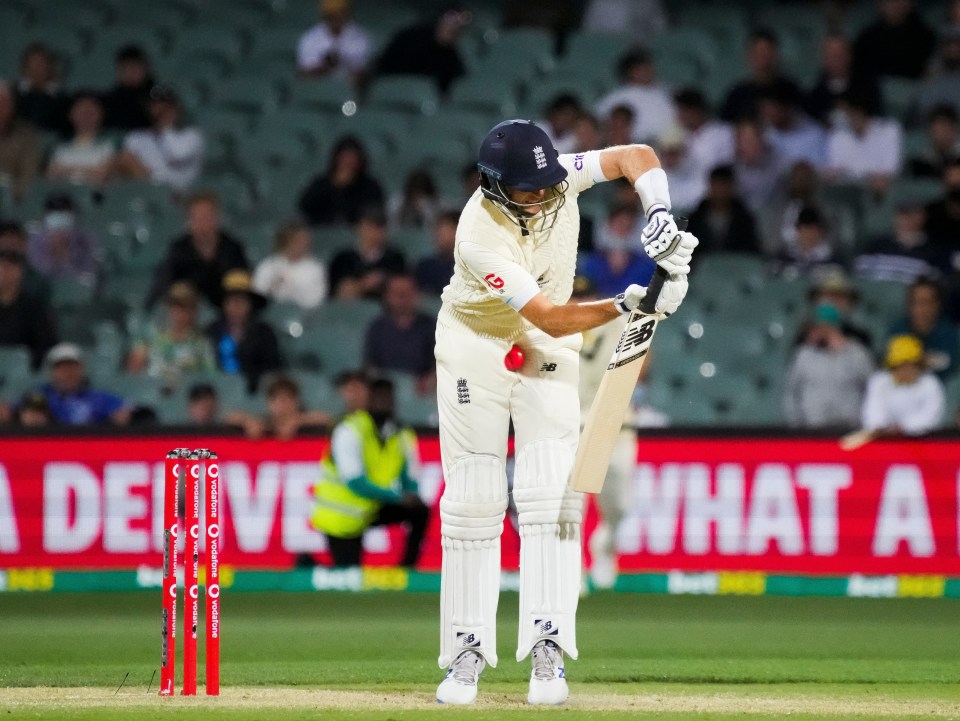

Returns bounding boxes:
[435,317,583,668]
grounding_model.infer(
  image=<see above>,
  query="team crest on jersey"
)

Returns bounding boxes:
[533,146,547,170]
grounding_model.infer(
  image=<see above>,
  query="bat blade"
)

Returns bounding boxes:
[570,310,660,493]
[839,428,876,451]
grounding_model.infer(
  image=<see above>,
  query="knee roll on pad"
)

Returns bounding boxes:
[439,454,508,668]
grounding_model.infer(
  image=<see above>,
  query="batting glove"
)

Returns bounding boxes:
[641,206,698,275]
[615,275,688,316]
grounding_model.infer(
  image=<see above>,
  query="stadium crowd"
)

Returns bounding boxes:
[0,0,958,436]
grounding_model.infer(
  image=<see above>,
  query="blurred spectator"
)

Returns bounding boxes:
[206,269,283,393]
[252,220,327,309]
[147,191,249,309]
[908,105,960,179]
[415,209,458,296]
[329,206,406,299]
[674,89,734,189]
[387,168,439,231]
[759,80,827,170]
[687,165,761,255]
[363,273,436,392]
[126,282,216,391]
[855,202,942,283]
[14,42,68,134]
[764,161,846,258]
[102,45,155,131]
[297,0,372,87]
[460,160,480,203]
[853,0,935,81]
[335,369,370,415]
[226,374,332,440]
[825,90,902,199]
[581,203,655,296]
[805,33,883,128]
[27,193,100,287]
[187,382,219,425]
[888,276,959,380]
[721,28,802,123]
[116,84,203,192]
[861,334,945,436]
[581,0,667,41]
[571,112,602,153]
[538,94,582,155]
[653,126,706,212]
[771,206,844,280]
[0,80,42,202]
[783,303,874,430]
[601,104,636,148]
[595,50,676,144]
[38,343,131,426]
[374,5,470,95]
[298,136,385,227]
[0,221,48,298]
[47,92,117,185]
[924,159,960,256]
[15,390,53,427]
[0,246,57,369]
[802,270,873,349]
[915,28,960,120]
[732,118,785,211]
[502,0,576,45]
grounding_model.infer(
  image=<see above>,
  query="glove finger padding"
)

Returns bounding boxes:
[655,274,689,316]
[614,283,647,314]
[649,231,698,276]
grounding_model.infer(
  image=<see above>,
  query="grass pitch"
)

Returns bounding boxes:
[1,591,958,719]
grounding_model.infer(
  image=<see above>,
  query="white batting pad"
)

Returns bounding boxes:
[513,439,583,661]
[439,454,508,668]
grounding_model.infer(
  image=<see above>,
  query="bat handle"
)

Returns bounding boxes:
[638,217,687,315]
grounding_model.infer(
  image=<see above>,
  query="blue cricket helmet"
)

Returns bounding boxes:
[477,119,568,191]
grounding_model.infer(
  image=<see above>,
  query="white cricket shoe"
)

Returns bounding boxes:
[527,640,568,705]
[436,650,485,705]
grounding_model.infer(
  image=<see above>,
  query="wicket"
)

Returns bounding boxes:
[161,448,221,696]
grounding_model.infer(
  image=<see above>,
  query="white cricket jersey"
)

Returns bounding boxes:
[439,151,606,340]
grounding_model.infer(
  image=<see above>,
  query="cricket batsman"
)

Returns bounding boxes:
[434,119,698,704]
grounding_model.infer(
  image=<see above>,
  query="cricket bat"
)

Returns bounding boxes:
[570,266,671,494]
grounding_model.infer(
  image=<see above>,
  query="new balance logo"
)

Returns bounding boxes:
[539,363,557,372]
[456,378,470,404]
[457,631,480,648]
[533,145,547,169]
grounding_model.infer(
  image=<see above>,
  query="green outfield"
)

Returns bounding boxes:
[1,591,959,720]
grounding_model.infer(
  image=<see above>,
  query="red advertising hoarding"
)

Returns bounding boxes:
[0,435,957,575]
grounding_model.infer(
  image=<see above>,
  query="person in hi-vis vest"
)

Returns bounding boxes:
[312,376,430,567]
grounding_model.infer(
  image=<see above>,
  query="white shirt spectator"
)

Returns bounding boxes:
[581,0,667,40]
[686,120,735,182]
[826,118,902,181]
[765,116,827,170]
[253,254,328,309]
[123,127,203,192]
[596,85,677,144]
[49,138,115,181]
[861,370,945,435]
[297,22,371,80]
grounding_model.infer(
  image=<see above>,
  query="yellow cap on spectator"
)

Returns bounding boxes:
[885,335,924,368]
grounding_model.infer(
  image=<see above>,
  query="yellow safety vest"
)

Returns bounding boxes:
[311,411,416,538]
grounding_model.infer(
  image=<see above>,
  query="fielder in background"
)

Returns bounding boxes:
[571,276,667,591]
[311,376,430,568]
[434,119,697,705]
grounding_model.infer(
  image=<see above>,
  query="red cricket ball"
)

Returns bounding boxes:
[504,344,525,371]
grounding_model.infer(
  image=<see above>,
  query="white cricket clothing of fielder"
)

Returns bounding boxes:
[436,151,606,675]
